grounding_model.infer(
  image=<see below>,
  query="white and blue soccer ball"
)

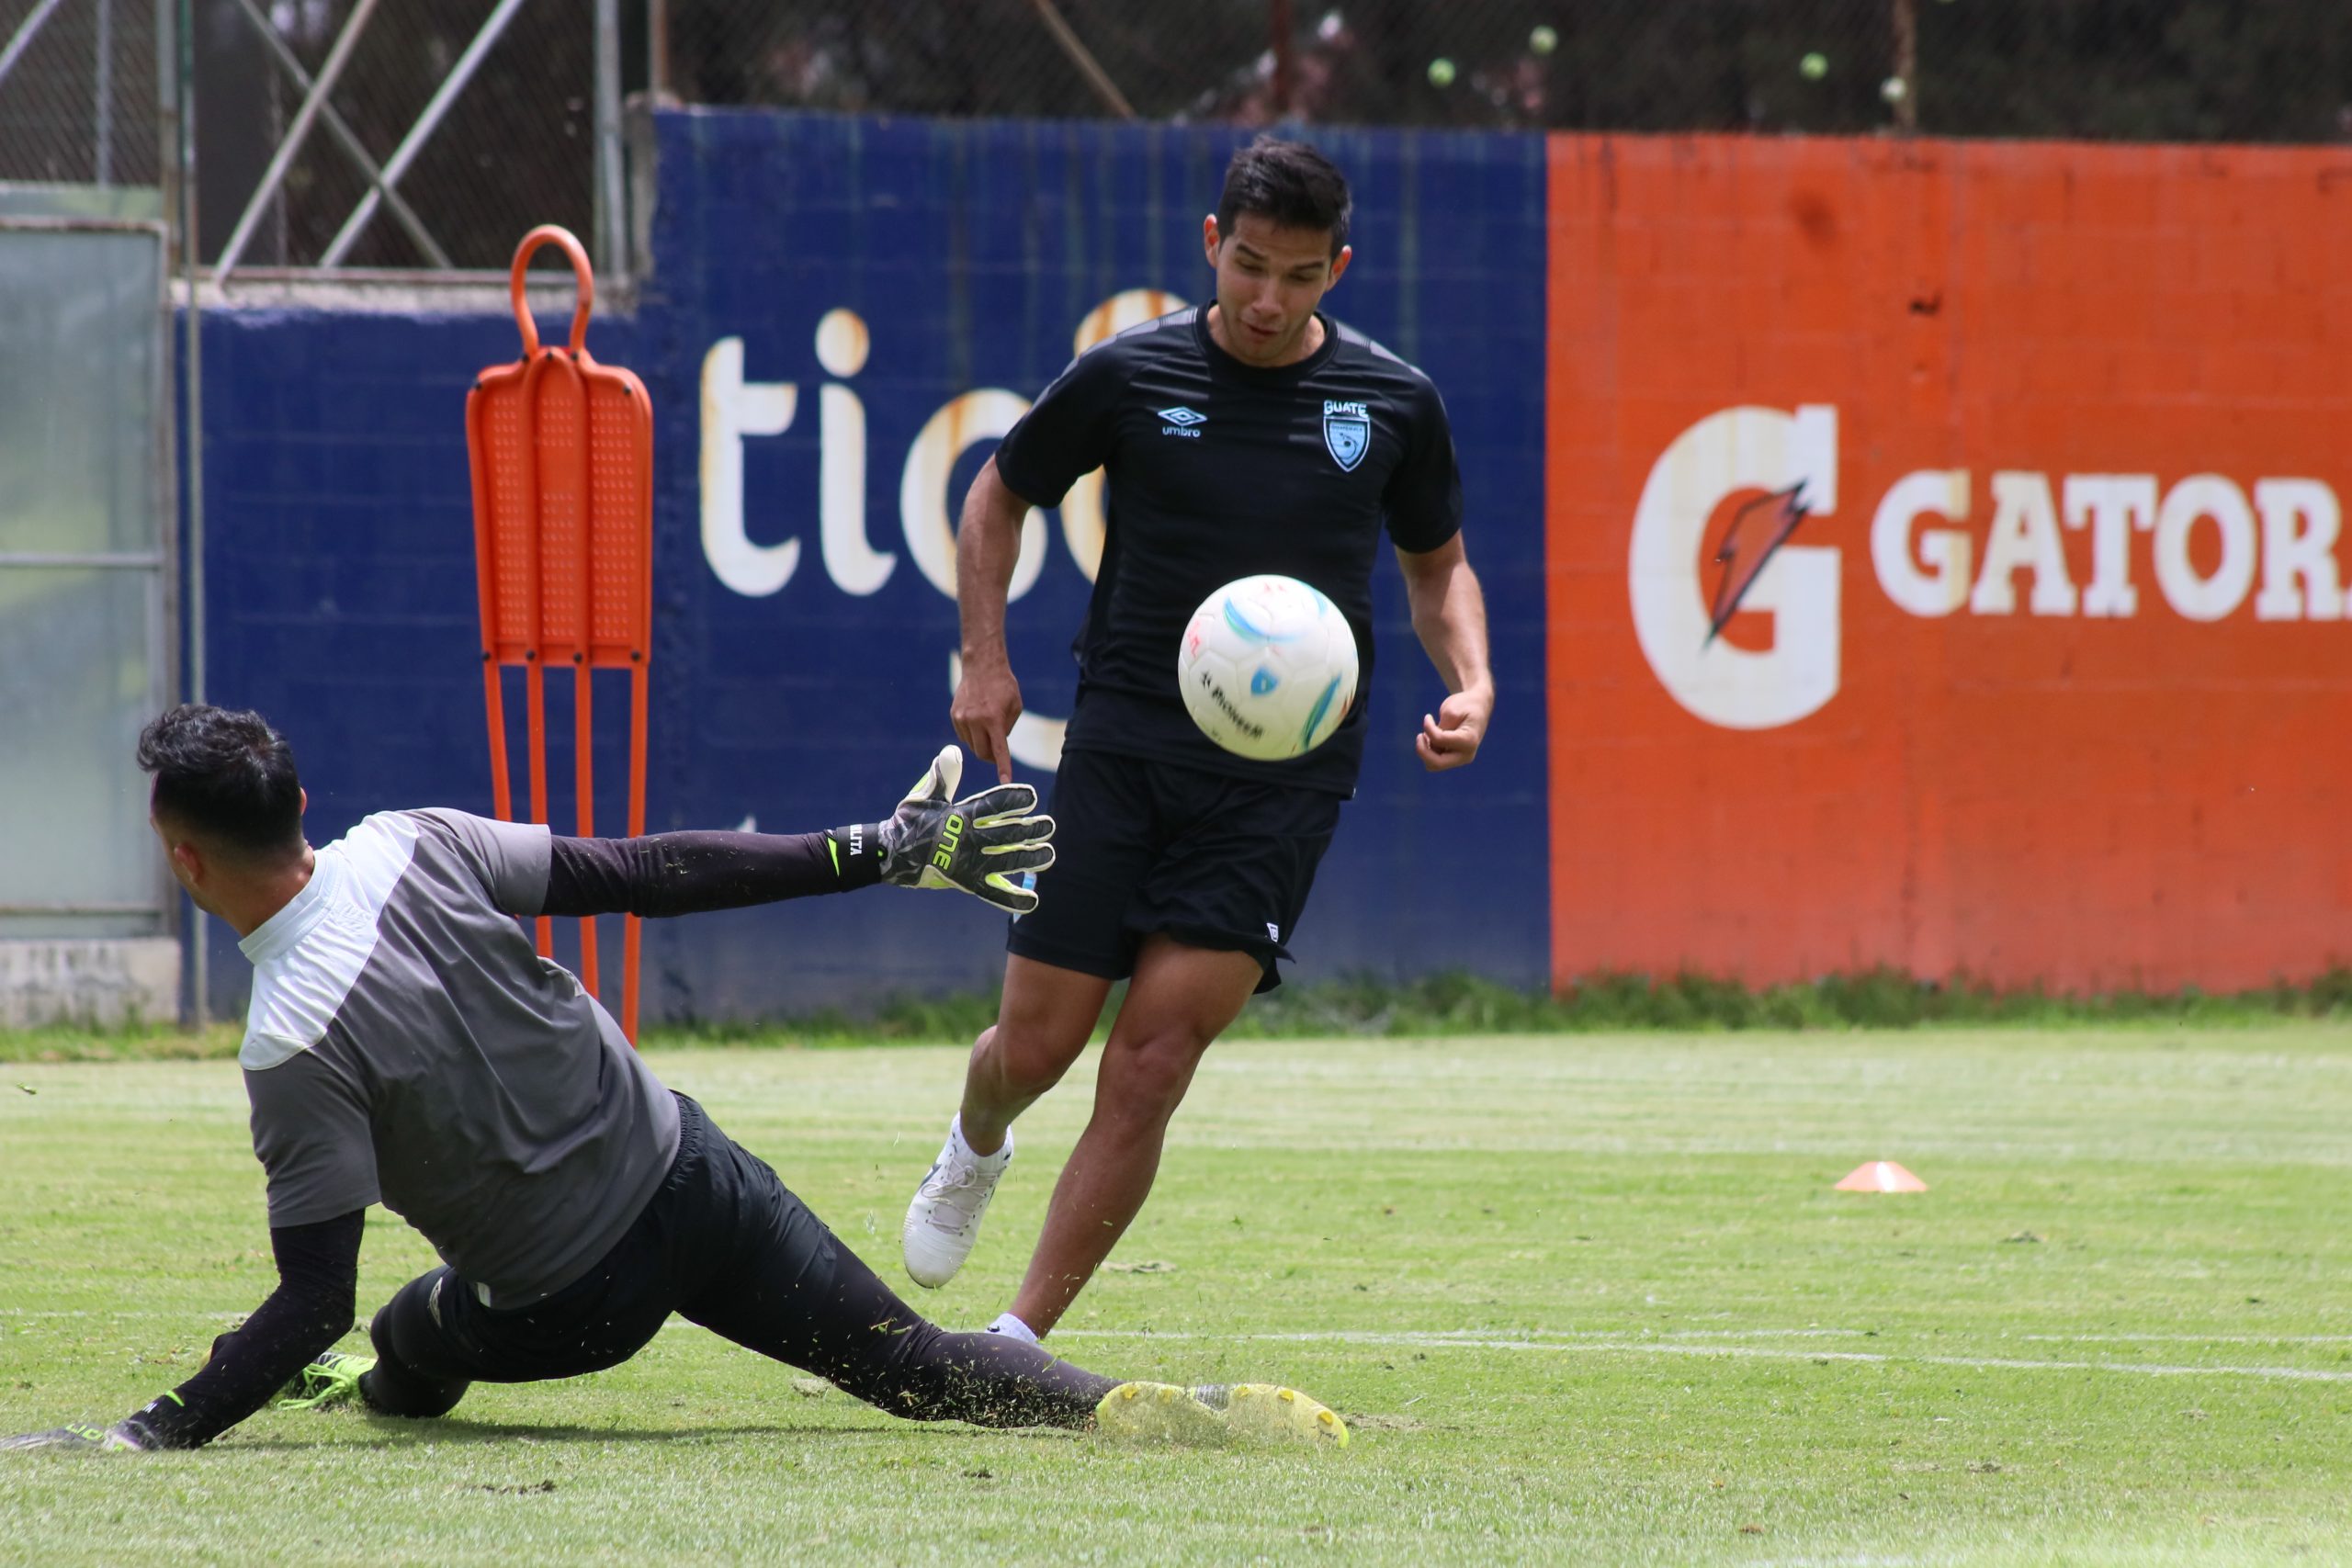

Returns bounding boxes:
[1177,574,1360,761]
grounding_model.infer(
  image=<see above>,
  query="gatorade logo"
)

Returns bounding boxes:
[1628,405,1841,732]
[1630,402,2347,732]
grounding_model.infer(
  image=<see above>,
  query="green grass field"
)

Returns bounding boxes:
[4,1029,2349,1564]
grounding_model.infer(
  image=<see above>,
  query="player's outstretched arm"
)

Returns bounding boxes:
[537,747,1053,919]
[1396,534,1494,773]
[950,457,1033,784]
[3,1211,362,1452]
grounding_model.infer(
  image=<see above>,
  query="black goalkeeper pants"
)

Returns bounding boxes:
[364,1094,1118,1428]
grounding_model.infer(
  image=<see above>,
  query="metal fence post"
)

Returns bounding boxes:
[1270,0,1294,117]
[175,0,207,1024]
[594,0,624,281]
[96,0,114,183]
[648,0,670,104]
[1891,0,1919,134]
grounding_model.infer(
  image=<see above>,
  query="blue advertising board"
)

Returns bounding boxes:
[195,109,1550,1019]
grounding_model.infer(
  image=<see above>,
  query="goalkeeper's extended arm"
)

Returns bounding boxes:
[1,1211,362,1453]
[540,747,1053,919]
[543,826,887,915]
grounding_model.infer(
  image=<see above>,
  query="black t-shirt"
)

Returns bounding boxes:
[992,306,1463,796]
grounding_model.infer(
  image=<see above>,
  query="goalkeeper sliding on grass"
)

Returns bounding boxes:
[1,705,1344,1454]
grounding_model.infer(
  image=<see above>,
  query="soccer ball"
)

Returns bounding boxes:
[1177,575,1360,761]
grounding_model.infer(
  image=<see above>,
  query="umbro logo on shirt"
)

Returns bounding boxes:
[1157,405,1205,438]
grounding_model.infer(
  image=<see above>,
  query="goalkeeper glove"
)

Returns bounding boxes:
[840,746,1054,915]
[0,1421,146,1453]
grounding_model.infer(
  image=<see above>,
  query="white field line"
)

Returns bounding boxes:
[12,1312,2352,1382]
[1409,1326,2352,1348]
[2019,1332,2352,1345]
[11,1311,2352,1351]
[1056,1328,2352,1384]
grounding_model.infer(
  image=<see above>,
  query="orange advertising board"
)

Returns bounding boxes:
[1545,135,2352,991]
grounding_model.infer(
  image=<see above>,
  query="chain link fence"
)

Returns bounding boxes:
[1,0,607,268]
[0,0,158,188]
[3,1,2346,272]
[663,0,2352,144]
[182,0,604,270]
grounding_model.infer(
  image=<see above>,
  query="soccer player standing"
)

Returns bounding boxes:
[902,138,1492,1341]
[1,706,1344,1451]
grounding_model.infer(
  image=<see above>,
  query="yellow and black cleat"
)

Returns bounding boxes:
[276,1349,377,1412]
[1092,1381,1228,1445]
[1205,1383,1351,1450]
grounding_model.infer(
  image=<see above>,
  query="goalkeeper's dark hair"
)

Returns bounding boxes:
[1216,136,1351,258]
[137,704,304,861]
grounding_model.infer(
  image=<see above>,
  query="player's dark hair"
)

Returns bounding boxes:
[136,704,304,861]
[1216,136,1351,258]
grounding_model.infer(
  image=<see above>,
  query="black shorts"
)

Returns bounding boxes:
[364,1095,1114,1427]
[1007,747,1344,993]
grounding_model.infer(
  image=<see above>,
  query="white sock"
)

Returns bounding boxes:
[952,1114,1012,1167]
[987,1312,1039,1345]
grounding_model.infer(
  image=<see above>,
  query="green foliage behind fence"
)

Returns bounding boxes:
[16,967,2346,1063]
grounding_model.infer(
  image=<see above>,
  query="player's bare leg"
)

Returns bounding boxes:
[959,955,1114,1154]
[903,956,1110,1288]
[1006,935,1261,1337]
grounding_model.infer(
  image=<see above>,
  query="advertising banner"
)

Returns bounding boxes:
[1545,136,2352,990]
[195,118,2345,1013]
[634,111,1554,1010]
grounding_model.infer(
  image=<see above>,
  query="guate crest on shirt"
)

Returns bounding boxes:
[1321,400,1370,472]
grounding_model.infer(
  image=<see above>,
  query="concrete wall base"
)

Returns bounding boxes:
[0,939,181,1029]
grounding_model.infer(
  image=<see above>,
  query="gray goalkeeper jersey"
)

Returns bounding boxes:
[238,808,680,1306]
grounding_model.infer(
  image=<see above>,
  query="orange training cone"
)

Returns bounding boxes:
[1835,1161,1928,1193]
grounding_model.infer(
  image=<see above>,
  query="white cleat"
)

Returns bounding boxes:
[901,1119,1012,1288]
